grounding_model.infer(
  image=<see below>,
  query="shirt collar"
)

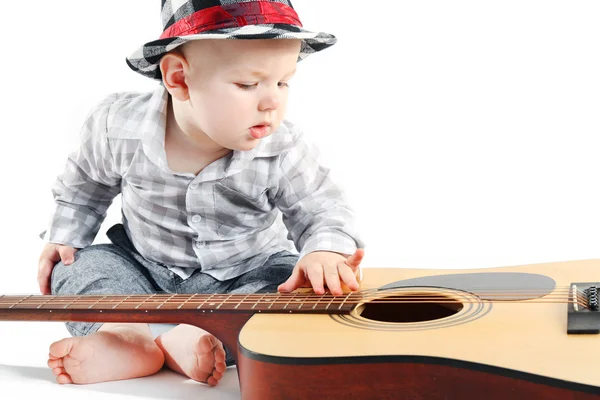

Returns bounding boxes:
[139,84,170,171]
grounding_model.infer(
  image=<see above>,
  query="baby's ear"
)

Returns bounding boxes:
[160,52,189,101]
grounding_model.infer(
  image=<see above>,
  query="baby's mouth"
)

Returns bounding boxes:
[249,124,270,139]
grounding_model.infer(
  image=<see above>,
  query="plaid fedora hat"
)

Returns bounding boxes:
[126,0,337,80]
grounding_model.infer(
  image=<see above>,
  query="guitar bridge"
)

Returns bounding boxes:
[567,282,600,334]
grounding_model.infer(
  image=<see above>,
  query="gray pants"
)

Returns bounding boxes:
[51,223,298,365]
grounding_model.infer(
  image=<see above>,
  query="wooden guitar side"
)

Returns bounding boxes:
[238,355,599,399]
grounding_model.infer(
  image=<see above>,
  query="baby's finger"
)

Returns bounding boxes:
[277,266,304,293]
[323,264,343,296]
[58,246,76,265]
[39,244,61,264]
[346,248,365,269]
[37,258,54,295]
[337,263,360,291]
[306,264,325,295]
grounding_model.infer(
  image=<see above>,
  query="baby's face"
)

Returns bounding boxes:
[180,39,301,152]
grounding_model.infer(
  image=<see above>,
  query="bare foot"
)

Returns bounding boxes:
[47,324,165,384]
[155,324,227,386]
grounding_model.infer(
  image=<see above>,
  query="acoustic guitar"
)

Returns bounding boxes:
[1,259,599,399]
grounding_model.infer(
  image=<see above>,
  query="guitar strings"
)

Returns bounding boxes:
[0,286,585,298]
[0,287,591,308]
[0,288,588,299]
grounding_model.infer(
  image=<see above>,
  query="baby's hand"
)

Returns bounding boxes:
[277,249,365,296]
[38,243,78,295]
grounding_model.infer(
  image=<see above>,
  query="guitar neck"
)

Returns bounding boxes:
[0,293,358,323]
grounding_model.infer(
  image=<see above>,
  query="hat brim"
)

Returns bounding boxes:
[126,24,337,80]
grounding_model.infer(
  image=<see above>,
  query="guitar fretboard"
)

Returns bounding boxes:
[0,293,359,314]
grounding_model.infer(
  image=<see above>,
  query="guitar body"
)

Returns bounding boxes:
[236,260,600,399]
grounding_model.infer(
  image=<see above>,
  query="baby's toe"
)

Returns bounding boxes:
[214,360,226,373]
[48,358,64,369]
[56,372,73,384]
[211,369,223,380]
[49,337,75,360]
[197,335,216,354]
[206,374,219,387]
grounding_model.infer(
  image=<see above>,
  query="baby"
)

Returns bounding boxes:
[38,0,364,387]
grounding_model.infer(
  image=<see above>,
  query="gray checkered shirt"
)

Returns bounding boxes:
[44,85,364,281]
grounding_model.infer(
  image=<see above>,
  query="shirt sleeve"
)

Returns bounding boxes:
[272,132,365,260]
[43,94,122,248]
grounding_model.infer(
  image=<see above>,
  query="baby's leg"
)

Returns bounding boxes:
[155,324,226,386]
[47,244,165,384]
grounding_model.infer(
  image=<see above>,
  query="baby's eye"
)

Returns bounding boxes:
[278,82,289,88]
[236,83,258,90]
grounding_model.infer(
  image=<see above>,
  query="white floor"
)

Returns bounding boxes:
[0,321,242,399]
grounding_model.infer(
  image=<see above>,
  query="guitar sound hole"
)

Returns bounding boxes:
[358,294,464,323]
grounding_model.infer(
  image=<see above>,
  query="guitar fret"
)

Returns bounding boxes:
[283,293,297,310]
[252,293,268,310]
[312,294,325,310]
[295,295,306,310]
[215,294,233,310]
[65,296,81,309]
[338,292,353,310]
[134,295,153,310]
[157,294,175,309]
[265,294,284,311]
[324,295,336,311]
[197,294,216,310]
[234,294,251,310]
[113,295,131,309]
[36,297,53,309]
[9,295,32,309]
[88,296,108,309]
[178,294,196,310]
[216,294,231,310]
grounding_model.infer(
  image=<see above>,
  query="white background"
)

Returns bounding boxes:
[0,1,599,398]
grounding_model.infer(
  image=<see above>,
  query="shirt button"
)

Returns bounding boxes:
[192,215,201,223]
[189,182,198,190]
[195,241,204,248]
